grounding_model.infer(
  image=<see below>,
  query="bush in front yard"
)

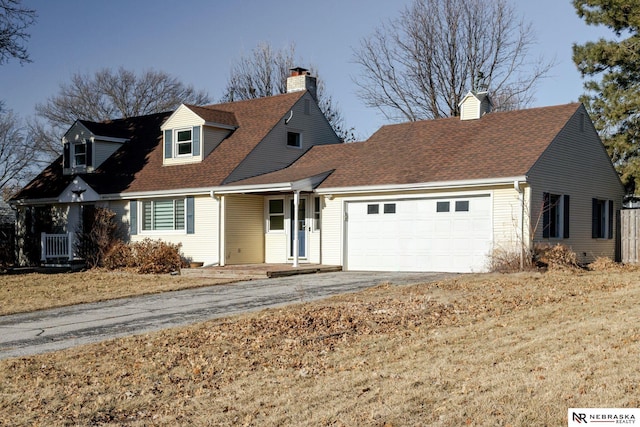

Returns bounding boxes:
[103,238,182,274]
[535,243,580,271]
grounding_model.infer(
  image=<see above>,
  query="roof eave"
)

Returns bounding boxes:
[316,176,529,195]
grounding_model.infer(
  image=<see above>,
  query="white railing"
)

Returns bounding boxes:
[41,232,74,262]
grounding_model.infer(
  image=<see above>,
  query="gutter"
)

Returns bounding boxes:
[315,176,528,195]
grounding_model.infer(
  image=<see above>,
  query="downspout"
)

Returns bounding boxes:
[514,180,524,269]
[219,193,226,267]
[293,190,300,267]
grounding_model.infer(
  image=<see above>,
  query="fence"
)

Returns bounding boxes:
[621,209,640,263]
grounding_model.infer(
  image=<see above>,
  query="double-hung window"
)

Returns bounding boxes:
[142,199,185,231]
[268,199,284,231]
[176,128,192,156]
[542,193,570,239]
[73,142,87,167]
[592,198,613,239]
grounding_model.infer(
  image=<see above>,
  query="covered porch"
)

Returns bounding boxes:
[216,171,332,268]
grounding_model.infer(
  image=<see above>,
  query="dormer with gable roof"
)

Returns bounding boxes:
[161,104,239,165]
[62,120,130,175]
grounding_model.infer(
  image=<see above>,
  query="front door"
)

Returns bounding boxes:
[289,198,307,258]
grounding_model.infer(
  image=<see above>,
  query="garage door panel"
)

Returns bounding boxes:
[346,196,492,273]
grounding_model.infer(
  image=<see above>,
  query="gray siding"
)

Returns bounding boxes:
[527,106,624,262]
[93,140,122,168]
[224,92,341,183]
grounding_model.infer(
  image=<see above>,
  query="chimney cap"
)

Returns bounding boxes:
[290,67,309,77]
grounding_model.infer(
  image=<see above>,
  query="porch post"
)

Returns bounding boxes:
[40,232,46,262]
[293,190,300,267]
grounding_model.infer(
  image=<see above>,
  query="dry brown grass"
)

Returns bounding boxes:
[1,269,639,426]
[0,270,234,316]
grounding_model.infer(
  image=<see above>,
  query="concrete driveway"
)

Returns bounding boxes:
[0,271,453,360]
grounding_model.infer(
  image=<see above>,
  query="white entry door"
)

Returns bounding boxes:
[345,196,492,272]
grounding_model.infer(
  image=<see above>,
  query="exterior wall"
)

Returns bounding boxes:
[321,196,344,266]
[93,140,122,169]
[64,122,93,144]
[162,105,203,130]
[492,185,531,256]
[527,106,625,262]
[203,126,232,157]
[224,195,264,265]
[124,195,221,266]
[224,92,341,184]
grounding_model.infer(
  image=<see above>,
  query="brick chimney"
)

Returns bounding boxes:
[286,67,317,100]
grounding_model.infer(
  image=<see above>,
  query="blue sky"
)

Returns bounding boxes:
[0,0,613,140]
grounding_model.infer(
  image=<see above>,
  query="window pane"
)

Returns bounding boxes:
[367,204,379,214]
[269,199,284,214]
[455,201,469,212]
[142,201,152,230]
[270,215,284,230]
[314,197,320,230]
[175,199,185,229]
[177,142,192,155]
[383,203,396,214]
[177,130,191,142]
[154,200,174,230]
[74,143,86,166]
[287,132,301,147]
[436,201,450,212]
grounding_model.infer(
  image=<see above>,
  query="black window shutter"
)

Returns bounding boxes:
[63,142,70,169]
[85,140,93,168]
[542,192,550,238]
[592,198,598,239]
[563,195,570,239]
[608,200,614,239]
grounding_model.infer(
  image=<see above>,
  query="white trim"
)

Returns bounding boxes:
[316,176,528,195]
[90,135,129,143]
[203,120,237,131]
[174,127,193,157]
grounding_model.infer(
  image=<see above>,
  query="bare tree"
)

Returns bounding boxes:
[33,67,211,156]
[221,42,355,142]
[0,0,36,65]
[353,0,554,122]
[0,108,46,199]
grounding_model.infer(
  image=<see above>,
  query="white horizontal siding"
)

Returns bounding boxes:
[224,195,264,264]
[528,107,625,262]
[126,196,220,266]
[321,196,344,266]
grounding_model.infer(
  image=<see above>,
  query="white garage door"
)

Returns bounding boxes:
[345,196,492,273]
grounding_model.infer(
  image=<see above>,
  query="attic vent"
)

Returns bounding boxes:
[459,91,492,121]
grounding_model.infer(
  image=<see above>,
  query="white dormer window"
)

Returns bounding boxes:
[163,126,201,162]
[176,128,193,156]
[73,142,87,166]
